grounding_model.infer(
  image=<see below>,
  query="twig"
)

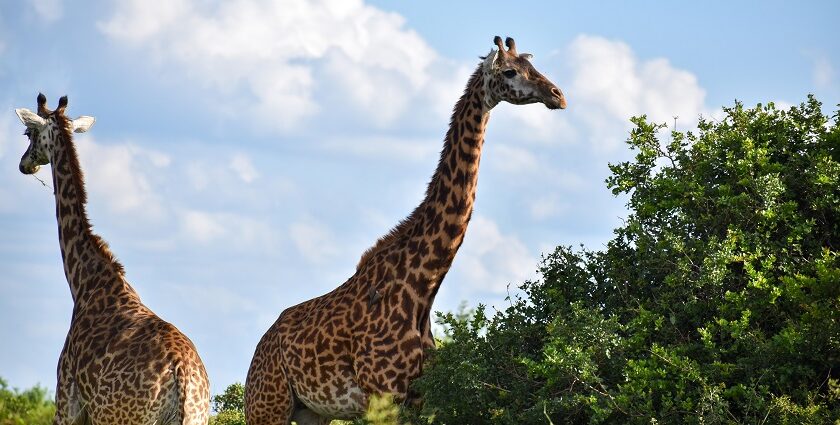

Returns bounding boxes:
[477,380,510,393]
[544,400,555,425]
[32,174,52,190]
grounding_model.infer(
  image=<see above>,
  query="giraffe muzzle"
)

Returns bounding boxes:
[549,87,567,110]
[19,162,40,174]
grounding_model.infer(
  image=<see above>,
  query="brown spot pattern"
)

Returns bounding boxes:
[18,95,210,425]
[245,37,566,423]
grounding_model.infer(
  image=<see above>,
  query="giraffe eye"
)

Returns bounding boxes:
[503,69,517,78]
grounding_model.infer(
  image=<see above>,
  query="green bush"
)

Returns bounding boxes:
[0,377,55,425]
[411,97,840,424]
[210,383,245,425]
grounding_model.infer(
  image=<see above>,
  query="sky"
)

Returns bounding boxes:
[0,0,837,396]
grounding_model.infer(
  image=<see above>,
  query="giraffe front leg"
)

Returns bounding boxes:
[404,318,436,407]
[291,408,332,425]
[353,329,425,406]
[245,339,295,425]
[53,376,87,425]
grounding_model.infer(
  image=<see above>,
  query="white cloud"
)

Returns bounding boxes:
[74,137,169,219]
[27,0,63,22]
[498,102,577,146]
[487,143,586,190]
[493,35,706,153]
[185,161,209,191]
[323,52,414,126]
[98,0,190,44]
[178,208,277,249]
[812,55,833,88]
[0,112,14,160]
[180,209,225,243]
[98,0,462,131]
[184,151,286,199]
[569,36,702,122]
[492,144,539,174]
[290,217,340,264]
[318,136,439,163]
[530,195,569,220]
[229,153,258,183]
[452,215,537,294]
[425,63,474,120]
[772,100,794,111]
[174,283,257,315]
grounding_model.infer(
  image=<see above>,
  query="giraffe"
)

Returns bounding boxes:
[15,94,210,425]
[245,36,567,424]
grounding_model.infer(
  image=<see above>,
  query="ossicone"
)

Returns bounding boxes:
[505,37,517,55]
[492,35,519,56]
[57,95,68,113]
[37,93,48,115]
[493,35,504,51]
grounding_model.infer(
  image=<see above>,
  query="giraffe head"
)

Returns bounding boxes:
[15,93,95,174]
[482,36,567,110]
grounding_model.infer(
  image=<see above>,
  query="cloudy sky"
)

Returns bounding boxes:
[1,0,837,395]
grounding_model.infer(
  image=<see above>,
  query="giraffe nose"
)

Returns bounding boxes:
[19,163,38,174]
[551,87,567,109]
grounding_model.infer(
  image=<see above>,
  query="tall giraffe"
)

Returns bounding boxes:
[15,94,210,425]
[245,36,566,424]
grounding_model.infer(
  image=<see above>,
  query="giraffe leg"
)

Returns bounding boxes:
[246,346,295,425]
[52,376,88,425]
[353,330,424,403]
[291,408,331,425]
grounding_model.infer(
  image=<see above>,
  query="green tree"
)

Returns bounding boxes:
[209,383,245,425]
[0,377,55,425]
[411,97,840,424]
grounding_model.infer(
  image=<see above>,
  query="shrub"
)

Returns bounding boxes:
[0,377,55,425]
[412,97,840,424]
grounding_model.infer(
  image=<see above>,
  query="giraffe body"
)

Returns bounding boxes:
[15,94,210,425]
[246,36,566,424]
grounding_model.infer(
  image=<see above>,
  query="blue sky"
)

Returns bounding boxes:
[0,0,837,396]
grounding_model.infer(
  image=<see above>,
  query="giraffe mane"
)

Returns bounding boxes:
[356,64,484,271]
[54,113,126,276]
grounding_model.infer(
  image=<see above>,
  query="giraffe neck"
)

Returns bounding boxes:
[48,117,134,307]
[415,67,490,283]
[359,65,492,307]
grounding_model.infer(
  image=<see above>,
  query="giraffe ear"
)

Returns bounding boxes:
[483,49,501,70]
[15,108,47,129]
[72,116,96,133]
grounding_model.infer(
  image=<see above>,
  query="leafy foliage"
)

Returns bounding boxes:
[411,97,840,424]
[363,394,402,425]
[330,393,406,425]
[0,377,55,425]
[210,382,245,425]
